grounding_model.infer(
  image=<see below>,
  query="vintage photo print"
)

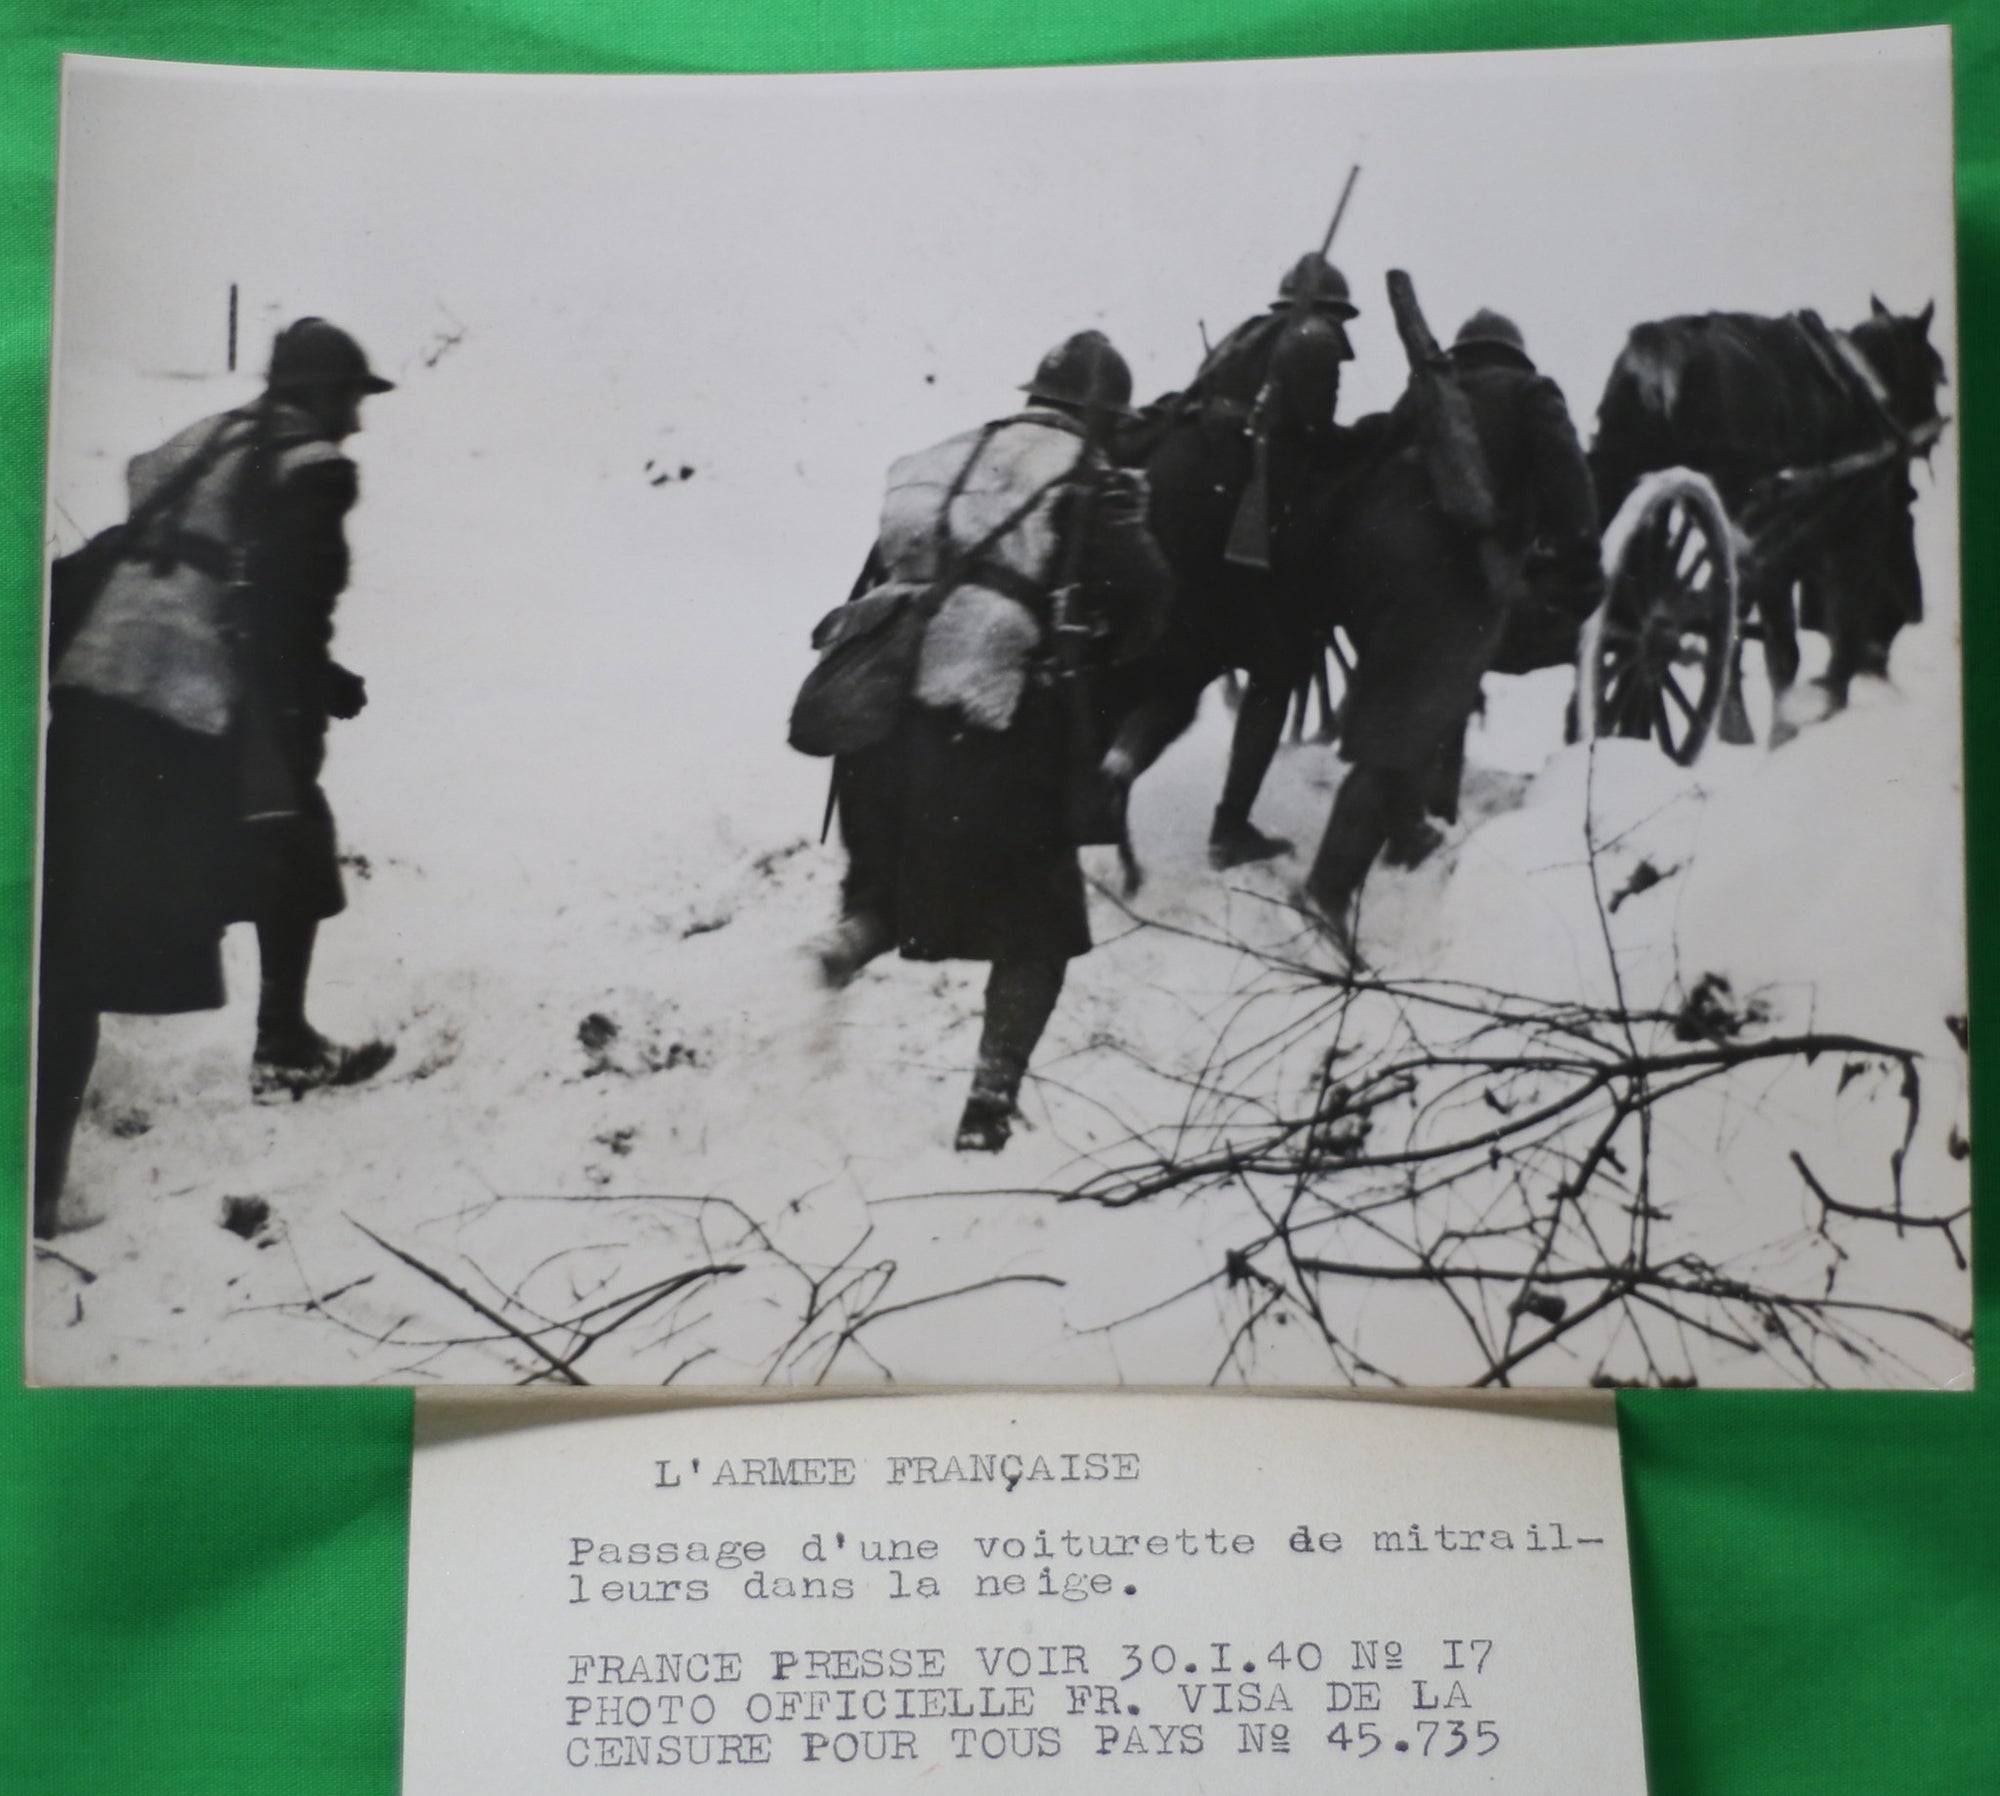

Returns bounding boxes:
[28,31,1967,1388]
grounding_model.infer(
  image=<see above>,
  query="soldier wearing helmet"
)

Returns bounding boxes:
[1143,253,1368,870]
[1186,251,1361,410]
[804,330,1171,1153]
[1450,309,1534,370]
[1020,327,1138,413]
[35,317,396,1236]
[1302,307,1601,942]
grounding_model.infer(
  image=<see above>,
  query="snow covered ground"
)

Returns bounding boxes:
[26,45,1968,1389]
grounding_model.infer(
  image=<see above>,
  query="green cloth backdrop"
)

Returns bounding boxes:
[1,3,1993,1791]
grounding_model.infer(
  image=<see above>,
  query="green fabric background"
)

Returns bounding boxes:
[0,3,1992,1791]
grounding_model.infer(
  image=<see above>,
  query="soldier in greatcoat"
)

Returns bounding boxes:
[35,318,394,1236]
[812,331,1172,1151]
[1117,254,1367,868]
[1302,310,1601,942]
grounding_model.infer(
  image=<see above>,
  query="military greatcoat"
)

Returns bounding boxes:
[1334,345,1599,776]
[41,398,362,1015]
[836,408,1170,965]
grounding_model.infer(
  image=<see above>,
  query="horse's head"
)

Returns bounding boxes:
[1815,300,1940,680]
[1849,297,1947,435]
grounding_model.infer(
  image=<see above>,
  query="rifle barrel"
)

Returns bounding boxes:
[1320,163,1362,255]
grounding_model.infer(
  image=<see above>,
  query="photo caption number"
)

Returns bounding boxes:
[1327,1719,1500,1760]
[1120,1644,1183,1680]
[1326,1722,1382,1758]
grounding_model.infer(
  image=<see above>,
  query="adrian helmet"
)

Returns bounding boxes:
[1451,309,1533,366]
[1275,254,1360,321]
[1021,329,1135,415]
[267,318,395,394]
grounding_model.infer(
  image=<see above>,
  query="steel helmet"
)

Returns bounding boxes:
[1451,309,1532,365]
[1275,254,1360,320]
[1020,330,1134,415]
[266,318,395,394]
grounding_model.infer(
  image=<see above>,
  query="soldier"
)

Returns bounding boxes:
[1186,252,1362,412]
[810,330,1172,1151]
[35,317,395,1237]
[1125,253,1366,868]
[1302,309,1601,947]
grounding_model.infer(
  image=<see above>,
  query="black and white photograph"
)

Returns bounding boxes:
[28,31,1969,1389]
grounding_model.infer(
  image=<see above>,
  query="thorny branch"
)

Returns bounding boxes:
[345,1212,745,1386]
[1056,755,1971,1390]
[296,1193,1064,1388]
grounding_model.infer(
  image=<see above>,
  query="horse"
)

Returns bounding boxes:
[1591,300,1945,731]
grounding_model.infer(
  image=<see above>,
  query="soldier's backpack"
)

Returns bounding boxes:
[48,526,132,669]
[787,579,937,758]
[787,424,1076,758]
[47,408,267,734]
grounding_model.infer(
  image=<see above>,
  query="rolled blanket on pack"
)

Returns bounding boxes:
[912,585,1043,731]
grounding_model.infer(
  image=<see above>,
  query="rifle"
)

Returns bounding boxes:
[1224,164,1362,572]
[1382,268,1522,609]
[231,392,311,824]
[1048,392,1127,848]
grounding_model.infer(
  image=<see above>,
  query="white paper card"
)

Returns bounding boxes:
[404,1393,1645,1792]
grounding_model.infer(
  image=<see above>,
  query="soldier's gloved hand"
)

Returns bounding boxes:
[324,663,369,720]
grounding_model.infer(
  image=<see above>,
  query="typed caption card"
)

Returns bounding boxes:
[403,1392,1646,1792]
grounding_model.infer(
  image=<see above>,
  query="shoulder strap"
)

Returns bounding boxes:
[227,397,287,551]
[916,422,1086,614]
[928,422,1005,569]
[115,409,264,563]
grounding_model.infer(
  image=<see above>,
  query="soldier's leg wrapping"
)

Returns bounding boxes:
[1385,721,1467,869]
[255,916,318,1047]
[33,996,98,1238]
[975,956,1067,1101]
[1214,676,1288,827]
[1305,765,1422,924]
[957,956,1067,1151]
[251,914,395,1091]
[1426,715,1468,825]
[1209,677,1295,865]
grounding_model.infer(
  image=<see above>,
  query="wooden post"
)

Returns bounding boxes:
[227,283,238,373]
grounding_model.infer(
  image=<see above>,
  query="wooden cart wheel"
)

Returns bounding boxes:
[1576,470,1740,765]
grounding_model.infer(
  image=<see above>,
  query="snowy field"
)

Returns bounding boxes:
[26,40,1969,1388]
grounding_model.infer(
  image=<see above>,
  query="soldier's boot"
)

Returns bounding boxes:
[252,918,395,1101]
[32,1002,98,1239]
[1381,819,1446,870]
[1302,766,1409,959]
[1208,679,1294,869]
[955,957,1066,1153]
[808,909,894,990]
[252,1029,398,1102]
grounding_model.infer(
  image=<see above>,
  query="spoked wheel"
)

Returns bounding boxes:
[1576,470,1740,765]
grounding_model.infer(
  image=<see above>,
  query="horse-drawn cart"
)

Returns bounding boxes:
[1572,310,1946,764]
